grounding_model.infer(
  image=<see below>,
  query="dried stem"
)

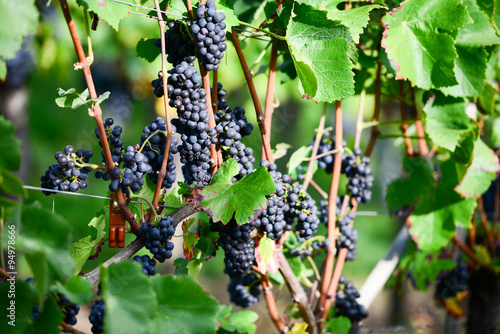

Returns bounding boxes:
[477,197,496,255]
[150,0,175,215]
[58,0,138,233]
[277,250,318,334]
[364,61,382,157]
[315,101,343,319]
[83,203,197,284]
[452,235,487,267]
[262,44,278,162]
[261,274,287,333]
[303,103,327,190]
[354,90,366,149]
[399,81,414,156]
[409,85,429,155]
[230,27,273,162]
[61,322,87,334]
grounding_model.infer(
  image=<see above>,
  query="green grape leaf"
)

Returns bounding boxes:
[216,0,240,29]
[0,58,6,80]
[423,94,475,151]
[32,295,64,334]
[149,275,219,334]
[387,157,476,252]
[491,117,500,147]
[193,159,275,225]
[53,276,93,305]
[159,186,185,216]
[0,0,38,60]
[0,168,25,197]
[440,45,488,98]
[102,262,157,334]
[476,0,500,36]
[289,322,309,334]
[286,3,355,102]
[474,244,492,265]
[325,316,351,334]
[70,210,107,275]
[0,116,21,171]
[76,0,129,31]
[173,256,208,280]
[182,218,199,260]
[255,235,279,274]
[382,0,471,89]
[55,88,110,110]
[14,203,74,297]
[457,0,500,47]
[407,252,456,290]
[455,139,500,199]
[288,146,311,174]
[479,81,498,114]
[219,310,258,334]
[295,0,385,43]
[136,38,161,63]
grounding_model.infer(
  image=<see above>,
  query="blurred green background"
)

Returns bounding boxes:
[0,1,423,332]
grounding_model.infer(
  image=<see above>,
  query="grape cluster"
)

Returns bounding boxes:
[228,273,261,308]
[211,218,257,279]
[191,0,227,71]
[139,216,176,263]
[435,261,469,299]
[342,148,374,204]
[95,117,124,166]
[165,61,217,185]
[89,299,105,334]
[140,117,178,189]
[214,82,228,110]
[41,145,93,195]
[311,131,347,173]
[132,254,158,276]
[284,180,320,240]
[215,105,255,180]
[335,275,368,322]
[57,294,80,325]
[254,161,290,240]
[156,20,196,67]
[289,238,330,259]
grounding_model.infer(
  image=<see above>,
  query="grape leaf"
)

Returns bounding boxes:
[150,275,219,334]
[102,262,157,334]
[0,116,21,171]
[491,118,500,147]
[286,3,355,102]
[423,94,475,151]
[255,235,279,274]
[215,0,241,29]
[70,210,107,275]
[182,218,198,260]
[218,310,258,334]
[192,159,275,225]
[15,203,74,297]
[407,252,456,291]
[136,38,161,63]
[476,0,500,36]
[295,0,385,43]
[53,276,93,305]
[55,88,110,110]
[479,81,498,114]
[387,157,476,252]
[325,316,351,334]
[457,0,500,47]
[0,281,39,333]
[76,0,129,31]
[160,186,185,216]
[439,46,488,97]
[272,142,292,161]
[455,139,500,199]
[382,0,471,89]
[0,168,25,197]
[0,0,38,60]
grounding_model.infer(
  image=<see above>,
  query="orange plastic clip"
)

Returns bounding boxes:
[109,193,126,248]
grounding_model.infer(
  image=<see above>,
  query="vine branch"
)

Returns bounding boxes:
[58,0,139,233]
[262,44,278,163]
[399,81,414,156]
[303,103,327,190]
[364,60,382,157]
[261,274,287,333]
[230,27,273,162]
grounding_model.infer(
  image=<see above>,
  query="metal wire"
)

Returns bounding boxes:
[22,185,181,209]
[108,0,188,18]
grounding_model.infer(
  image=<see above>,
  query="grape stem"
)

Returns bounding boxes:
[398,81,414,156]
[409,85,429,156]
[238,21,287,41]
[138,130,168,153]
[364,60,382,157]
[477,197,496,256]
[128,188,158,222]
[150,0,176,220]
[262,44,278,163]
[61,321,86,334]
[58,0,139,234]
[315,100,343,320]
[303,103,327,190]
[452,235,489,267]
[261,274,287,333]
[230,27,273,162]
